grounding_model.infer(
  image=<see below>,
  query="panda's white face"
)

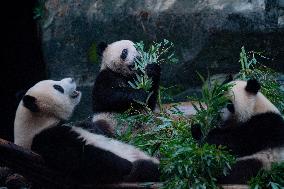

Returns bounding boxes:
[220,80,280,123]
[23,78,81,120]
[100,40,140,75]
[14,78,82,149]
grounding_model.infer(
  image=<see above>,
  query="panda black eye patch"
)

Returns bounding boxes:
[227,102,235,113]
[53,85,64,94]
[120,49,128,60]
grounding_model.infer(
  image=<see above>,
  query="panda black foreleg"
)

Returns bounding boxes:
[190,124,231,146]
[217,158,263,184]
[145,64,161,110]
[101,87,150,112]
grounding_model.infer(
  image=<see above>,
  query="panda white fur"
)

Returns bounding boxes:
[92,40,161,113]
[14,78,160,184]
[192,79,284,184]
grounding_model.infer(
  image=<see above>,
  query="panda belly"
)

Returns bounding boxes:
[31,125,159,183]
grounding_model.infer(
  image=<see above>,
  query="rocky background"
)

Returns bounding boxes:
[39,0,284,119]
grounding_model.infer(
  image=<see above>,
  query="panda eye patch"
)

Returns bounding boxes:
[227,102,235,113]
[53,85,64,94]
[120,49,128,60]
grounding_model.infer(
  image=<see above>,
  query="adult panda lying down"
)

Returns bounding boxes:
[192,79,284,184]
[14,78,159,184]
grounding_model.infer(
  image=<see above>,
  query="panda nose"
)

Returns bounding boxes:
[120,49,128,60]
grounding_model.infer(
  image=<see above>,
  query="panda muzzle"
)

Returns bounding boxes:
[70,90,80,98]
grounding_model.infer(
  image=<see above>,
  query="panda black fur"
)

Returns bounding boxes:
[92,40,161,113]
[14,78,160,184]
[192,79,284,184]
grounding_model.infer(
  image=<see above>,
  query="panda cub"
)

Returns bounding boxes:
[92,40,161,113]
[192,79,284,184]
[14,78,160,184]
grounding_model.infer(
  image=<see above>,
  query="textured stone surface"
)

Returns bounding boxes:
[41,0,284,85]
[40,0,284,118]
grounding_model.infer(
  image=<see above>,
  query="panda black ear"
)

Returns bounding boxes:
[97,42,108,57]
[245,79,261,94]
[23,95,39,112]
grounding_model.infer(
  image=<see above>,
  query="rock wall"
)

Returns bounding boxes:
[41,0,284,86]
[39,0,284,117]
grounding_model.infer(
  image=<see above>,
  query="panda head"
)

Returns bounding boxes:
[20,78,82,120]
[221,79,280,123]
[14,78,82,148]
[98,40,140,76]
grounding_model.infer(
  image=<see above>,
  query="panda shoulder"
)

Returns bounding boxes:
[31,126,80,152]
[248,112,284,128]
[96,68,118,81]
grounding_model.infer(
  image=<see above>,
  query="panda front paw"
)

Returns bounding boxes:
[145,64,161,78]
[191,124,203,141]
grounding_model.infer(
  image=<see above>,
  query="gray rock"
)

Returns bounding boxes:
[279,0,284,8]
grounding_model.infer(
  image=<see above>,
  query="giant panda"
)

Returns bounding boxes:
[192,79,284,184]
[92,40,161,113]
[14,78,160,184]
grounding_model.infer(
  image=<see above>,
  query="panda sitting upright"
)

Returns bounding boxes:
[92,40,161,113]
[192,79,284,184]
[14,78,160,184]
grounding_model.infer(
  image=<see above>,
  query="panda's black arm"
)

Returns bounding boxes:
[190,123,252,156]
[204,128,246,156]
[95,87,150,112]
[145,64,161,110]
[93,70,153,112]
[205,117,284,157]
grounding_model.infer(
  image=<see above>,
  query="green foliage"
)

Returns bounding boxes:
[236,46,284,112]
[115,111,156,143]
[116,110,235,189]
[238,46,258,80]
[134,39,178,66]
[116,45,284,189]
[161,141,235,189]
[190,73,233,140]
[117,72,235,188]
[160,85,186,103]
[128,39,178,92]
[88,43,99,64]
[249,162,284,189]
[128,73,153,92]
[33,2,45,20]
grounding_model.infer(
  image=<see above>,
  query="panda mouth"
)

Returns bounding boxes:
[70,90,80,99]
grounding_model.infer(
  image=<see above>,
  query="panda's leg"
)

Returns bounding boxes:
[217,158,263,184]
[124,160,160,182]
